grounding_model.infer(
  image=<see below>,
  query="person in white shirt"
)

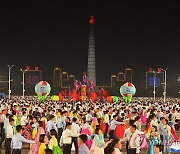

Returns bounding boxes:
[134,116,141,131]
[109,115,123,139]
[122,125,141,154]
[4,114,12,136]
[11,125,36,154]
[86,110,92,123]
[5,118,14,154]
[97,108,103,119]
[124,120,135,153]
[0,109,6,148]
[60,122,72,154]
[20,111,28,127]
[71,117,80,154]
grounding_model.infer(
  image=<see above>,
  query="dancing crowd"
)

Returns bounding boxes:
[0,96,180,154]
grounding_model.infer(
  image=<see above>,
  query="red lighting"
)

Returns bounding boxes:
[149,68,153,72]
[26,66,30,71]
[89,16,95,25]
[35,66,39,71]
[158,68,161,73]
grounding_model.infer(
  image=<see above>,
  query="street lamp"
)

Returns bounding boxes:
[7,65,14,99]
[161,68,168,102]
[20,69,26,98]
[152,71,157,100]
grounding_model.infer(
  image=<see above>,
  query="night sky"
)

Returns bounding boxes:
[0,0,180,86]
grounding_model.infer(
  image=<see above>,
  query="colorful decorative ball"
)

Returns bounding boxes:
[113,96,119,103]
[35,81,51,96]
[51,95,59,101]
[106,96,113,103]
[89,16,95,25]
[120,82,136,97]
[38,94,48,101]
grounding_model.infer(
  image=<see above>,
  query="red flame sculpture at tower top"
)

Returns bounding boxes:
[89,16,95,25]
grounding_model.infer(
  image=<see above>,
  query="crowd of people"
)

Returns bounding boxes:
[0,96,180,154]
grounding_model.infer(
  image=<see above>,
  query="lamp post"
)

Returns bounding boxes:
[161,68,168,102]
[153,71,157,100]
[7,65,14,99]
[20,69,26,98]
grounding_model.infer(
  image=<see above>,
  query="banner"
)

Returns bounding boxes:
[81,85,86,102]
[170,140,180,152]
[25,70,42,95]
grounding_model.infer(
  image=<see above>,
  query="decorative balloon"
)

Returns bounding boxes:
[38,94,48,101]
[35,81,51,101]
[35,81,51,95]
[113,96,119,103]
[120,82,136,103]
[51,95,59,101]
[122,96,128,103]
[127,95,132,103]
[106,96,113,103]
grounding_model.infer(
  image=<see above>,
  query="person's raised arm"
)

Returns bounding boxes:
[20,135,36,144]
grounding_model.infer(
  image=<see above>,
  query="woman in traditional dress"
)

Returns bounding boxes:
[90,127,105,154]
[32,117,39,140]
[141,109,147,124]
[91,113,99,133]
[145,114,158,136]
[80,117,92,149]
[28,121,46,154]
[48,129,62,154]
[22,115,33,140]
[38,134,48,154]
[100,117,106,135]
[146,125,160,154]
[41,112,47,131]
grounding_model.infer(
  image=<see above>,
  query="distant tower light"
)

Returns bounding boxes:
[26,66,30,71]
[157,68,161,73]
[35,66,39,71]
[89,16,95,25]
[149,68,153,72]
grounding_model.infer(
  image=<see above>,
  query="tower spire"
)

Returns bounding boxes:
[87,16,96,86]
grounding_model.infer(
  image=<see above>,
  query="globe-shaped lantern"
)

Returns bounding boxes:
[120,82,136,97]
[35,81,51,96]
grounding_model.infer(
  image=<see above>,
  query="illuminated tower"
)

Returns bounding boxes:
[111,75,117,87]
[53,68,61,92]
[87,16,96,86]
[125,68,133,83]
